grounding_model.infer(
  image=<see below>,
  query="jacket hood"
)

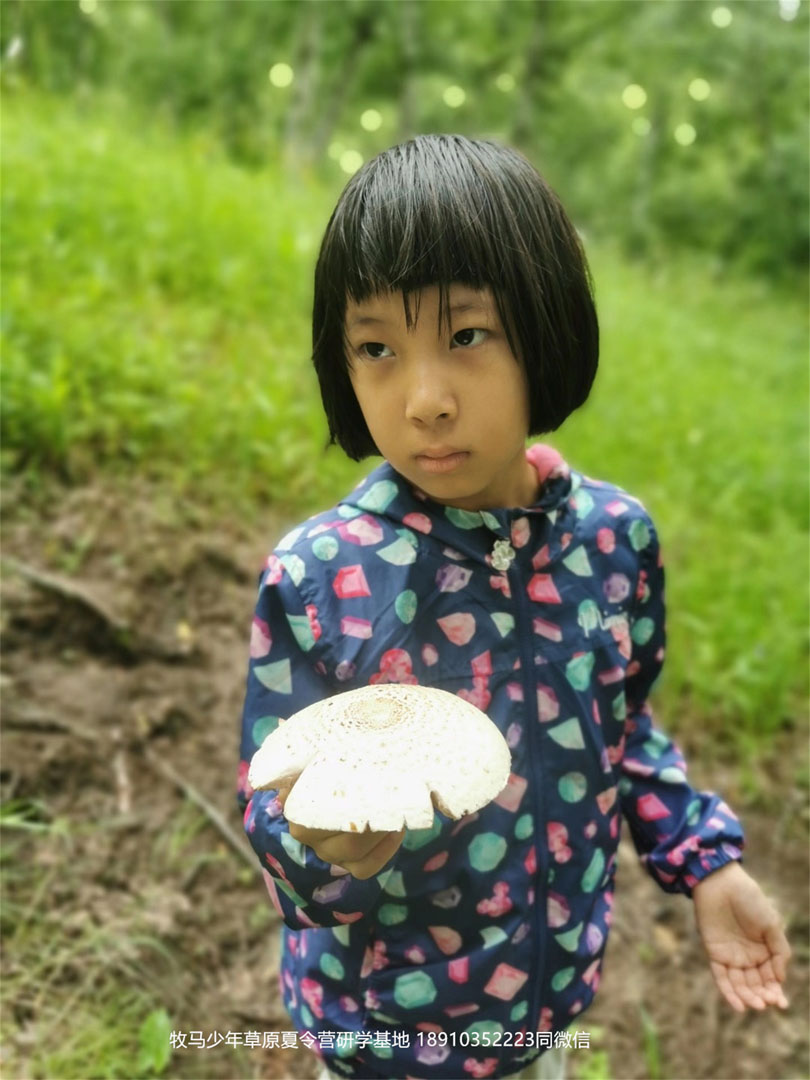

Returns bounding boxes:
[339,442,574,567]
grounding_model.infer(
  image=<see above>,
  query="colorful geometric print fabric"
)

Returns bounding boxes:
[237,444,744,1080]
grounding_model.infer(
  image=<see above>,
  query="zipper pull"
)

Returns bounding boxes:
[491,538,516,572]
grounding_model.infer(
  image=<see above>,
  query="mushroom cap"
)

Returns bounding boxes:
[247,683,512,832]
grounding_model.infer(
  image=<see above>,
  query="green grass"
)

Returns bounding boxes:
[570,1024,611,1079]
[2,88,808,749]
[556,242,808,754]
[638,1007,664,1080]
[0,796,255,1079]
[0,802,174,1078]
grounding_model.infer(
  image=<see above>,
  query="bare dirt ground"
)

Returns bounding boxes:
[1,478,807,1080]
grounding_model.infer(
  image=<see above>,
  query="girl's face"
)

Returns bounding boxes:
[345,284,540,511]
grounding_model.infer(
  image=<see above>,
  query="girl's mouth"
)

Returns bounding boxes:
[415,451,470,474]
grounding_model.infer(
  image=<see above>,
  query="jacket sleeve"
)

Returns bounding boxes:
[237,553,398,929]
[618,515,745,896]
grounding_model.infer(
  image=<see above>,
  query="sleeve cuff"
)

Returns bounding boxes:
[680,842,744,896]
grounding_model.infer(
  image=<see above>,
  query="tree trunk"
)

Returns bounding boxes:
[397,0,420,142]
[306,8,377,167]
[283,3,323,170]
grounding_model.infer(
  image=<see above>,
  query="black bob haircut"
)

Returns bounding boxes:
[312,134,599,462]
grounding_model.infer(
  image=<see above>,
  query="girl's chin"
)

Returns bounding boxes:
[413,479,492,511]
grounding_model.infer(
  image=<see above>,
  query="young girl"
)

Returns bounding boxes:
[237,135,790,1080]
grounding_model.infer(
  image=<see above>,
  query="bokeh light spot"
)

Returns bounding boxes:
[443,86,466,108]
[360,109,383,132]
[269,63,294,88]
[127,5,149,27]
[340,150,364,175]
[495,73,516,93]
[79,0,98,13]
[328,141,345,161]
[674,123,697,146]
[711,6,733,27]
[622,84,647,110]
[632,117,651,137]
[688,78,711,101]
[5,35,23,60]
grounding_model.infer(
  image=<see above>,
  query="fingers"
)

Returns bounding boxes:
[754,958,790,1009]
[756,959,782,1006]
[744,963,790,1010]
[764,920,792,983]
[313,829,386,866]
[332,828,407,879]
[770,984,790,1009]
[761,981,790,1009]
[728,964,766,1011]
[278,784,406,878]
[711,959,790,1013]
[288,821,344,849]
[344,828,406,880]
[710,961,746,1013]
[291,824,405,879]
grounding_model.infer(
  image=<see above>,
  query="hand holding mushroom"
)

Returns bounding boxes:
[248,684,512,880]
[277,783,406,880]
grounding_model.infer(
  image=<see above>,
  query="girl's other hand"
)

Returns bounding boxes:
[693,861,791,1012]
[277,784,405,880]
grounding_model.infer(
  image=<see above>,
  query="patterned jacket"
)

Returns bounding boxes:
[237,444,744,1080]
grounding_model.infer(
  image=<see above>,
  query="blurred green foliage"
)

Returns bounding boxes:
[1,0,807,277]
[137,1008,172,1077]
[1,92,353,509]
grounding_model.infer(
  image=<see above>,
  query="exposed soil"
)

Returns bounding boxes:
[1,478,807,1080]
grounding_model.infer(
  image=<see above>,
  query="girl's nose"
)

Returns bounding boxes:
[404,360,457,426]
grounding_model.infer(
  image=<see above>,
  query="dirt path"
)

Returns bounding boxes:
[1,480,807,1080]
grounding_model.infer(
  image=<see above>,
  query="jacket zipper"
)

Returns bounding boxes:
[508,543,549,1041]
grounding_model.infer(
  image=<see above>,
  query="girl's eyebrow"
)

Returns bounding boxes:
[347,300,491,332]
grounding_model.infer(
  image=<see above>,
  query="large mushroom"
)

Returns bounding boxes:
[248,683,512,832]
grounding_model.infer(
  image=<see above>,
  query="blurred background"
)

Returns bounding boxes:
[1,2,807,1078]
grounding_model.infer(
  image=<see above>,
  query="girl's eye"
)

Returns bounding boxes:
[357,342,393,360]
[355,328,487,359]
[452,328,487,348]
